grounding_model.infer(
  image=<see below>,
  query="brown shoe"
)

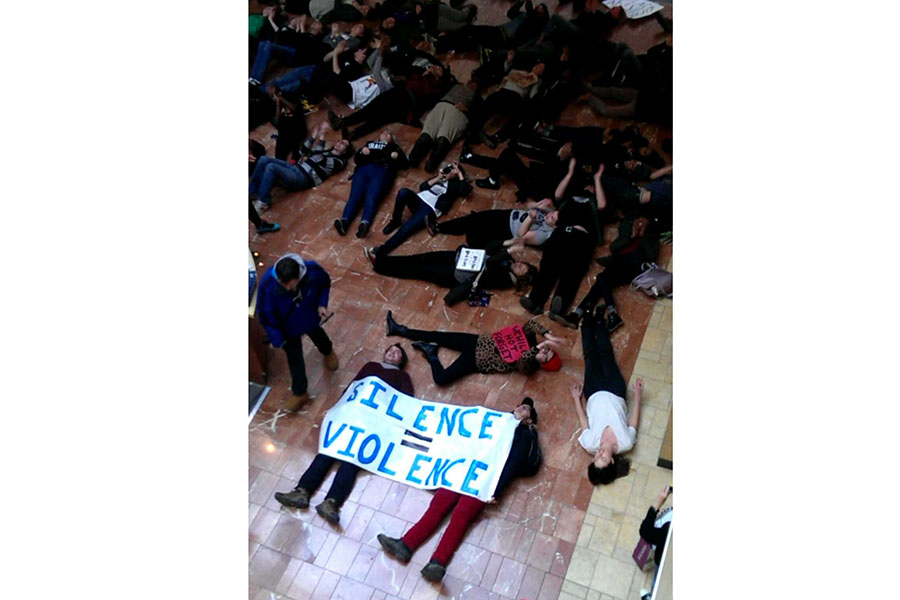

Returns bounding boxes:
[283,392,310,412]
[274,488,310,509]
[315,498,341,524]
[323,351,339,371]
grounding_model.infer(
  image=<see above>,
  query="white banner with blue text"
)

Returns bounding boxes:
[318,376,517,502]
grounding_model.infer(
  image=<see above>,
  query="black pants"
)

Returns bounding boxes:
[282,326,333,396]
[581,312,626,399]
[438,209,511,248]
[476,89,528,140]
[528,228,594,312]
[395,328,479,386]
[575,258,643,312]
[295,454,360,506]
[435,24,506,53]
[374,251,459,288]
[343,88,414,140]
[249,199,263,229]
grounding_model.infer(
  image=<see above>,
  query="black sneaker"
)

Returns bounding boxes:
[356,221,370,238]
[334,218,348,236]
[377,534,412,562]
[561,310,582,330]
[274,488,310,509]
[519,295,542,315]
[425,214,438,237]
[382,220,401,235]
[327,109,342,131]
[476,177,500,190]
[315,498,341,524]
[420,560,446,583]
[459,144,475,163]
[548,296,564,319]
[606,308,624,333]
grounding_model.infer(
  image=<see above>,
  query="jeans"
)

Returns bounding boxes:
[250,41,298,83]
[342,163,394,225]
[581,314,626,400]
[378,188,434,256]
[249,156,314,205]
[402,489,485,566]
[295,454,360,506]
[264,64,319,97]
[282,326,333,396]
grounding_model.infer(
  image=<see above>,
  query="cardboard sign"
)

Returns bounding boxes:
[491,325,531,364]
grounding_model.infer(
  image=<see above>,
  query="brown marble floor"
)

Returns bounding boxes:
[249,2,672,599]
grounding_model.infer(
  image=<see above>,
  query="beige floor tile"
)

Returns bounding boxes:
[561,579,589,599]
[649,407,669,438]
[586,502,614,521]
[600,595,618,600]
[588,554,634,599]
[559,593,584,600]
[628,469,649,500]
[637,405,657,436]
[629,434,662,467]
[661,335,672,357]
[586,590,602,600]
[629,566,654,599]
[565,546,600,588]
[658,307,672,332]
[632,358,670,384]
[581,513,598,528]
[613,515,643,557]
[638,327,666,354]
[636,348,660,364]
[590,478,632,513]
[645,468,673,501]
[577,523,594,548]
[587,517,620,556]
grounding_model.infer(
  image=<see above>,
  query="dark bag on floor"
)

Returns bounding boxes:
[631,262,672,298]
[250,83,275,131]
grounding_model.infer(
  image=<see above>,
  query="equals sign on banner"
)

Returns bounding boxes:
[401,429,433,453]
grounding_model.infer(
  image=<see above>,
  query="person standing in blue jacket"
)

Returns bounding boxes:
[257,253,339,412]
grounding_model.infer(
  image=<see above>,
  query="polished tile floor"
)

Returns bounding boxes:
[249,3,672,599]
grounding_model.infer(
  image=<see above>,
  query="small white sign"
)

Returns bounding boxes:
[456,248,486,272]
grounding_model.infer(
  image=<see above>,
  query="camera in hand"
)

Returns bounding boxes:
[441,164,453,175]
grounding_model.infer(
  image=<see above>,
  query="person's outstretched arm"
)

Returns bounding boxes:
[593,164,607,210]
[628,377,643,429]
[571,382,589,431]
[554,157,576,202]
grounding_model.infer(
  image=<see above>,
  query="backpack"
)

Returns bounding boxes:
[631,262,672,298]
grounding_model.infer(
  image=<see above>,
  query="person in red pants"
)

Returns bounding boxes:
[377,398,542,583]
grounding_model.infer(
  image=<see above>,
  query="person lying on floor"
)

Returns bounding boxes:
[435,200,558,248]
[271,344,413,525]
[377,397,542,583]
[556,215,661,332]
[384,310,564,386]
[570,307,642,486]
[408,78,483,172]
[334,129,408,238]
[459,140,571,203]
[364,162,471,260]
[369,240,537,305]
[249,121,352,212]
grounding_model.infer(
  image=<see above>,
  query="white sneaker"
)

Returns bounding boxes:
[253,200,269,214]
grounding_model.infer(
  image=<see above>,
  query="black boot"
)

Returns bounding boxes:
[386,310,409,337]
[425,136,451,172]
[411,341,440,362]
[408,133,434,168]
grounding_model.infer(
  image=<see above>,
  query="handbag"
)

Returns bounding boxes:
[631,262,672,298]
[632,537,655,571]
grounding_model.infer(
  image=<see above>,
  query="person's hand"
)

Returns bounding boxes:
[390,151,399,159]
[568,157,576,173]
[249,153,257,163]
[570,382,583,400]
[361,147,371,155]
[536,198,553,210]
[595,163,605,177]
[454,102,467,113]
[262,6,275,18]
[633,377,644,396]
[657,485,671,505]
[336,40,348,52]
[318,306,328,320]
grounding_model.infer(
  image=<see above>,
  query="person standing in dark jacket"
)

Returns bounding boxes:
[364,162,472,259]
[377,398,542,583]
[256,253,339,412]
[272,345,414,524]
[334,130,408,238]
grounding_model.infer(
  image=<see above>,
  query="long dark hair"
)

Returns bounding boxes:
[587,455,631,486]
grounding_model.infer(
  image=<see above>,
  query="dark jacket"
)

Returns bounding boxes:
[493,422,541,499]
[257,254,331,348]
[639,506,671,565]
[354,140,408,174]
[598,218,660,270]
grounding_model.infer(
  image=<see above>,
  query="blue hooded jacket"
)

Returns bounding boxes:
[256,253,331,348]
